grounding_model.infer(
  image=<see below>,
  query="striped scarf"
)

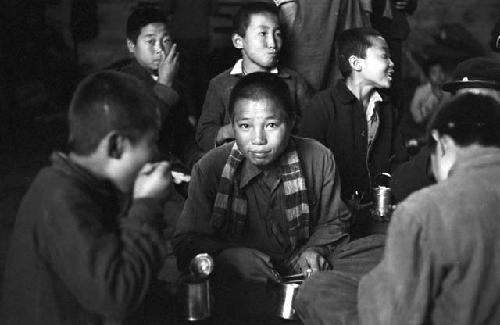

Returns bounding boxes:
[211,139,310,250]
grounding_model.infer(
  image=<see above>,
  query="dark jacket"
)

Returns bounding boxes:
[1,153,171,324]
[371,0,418,40]
[196,62,312,152]
[173,137,351,271]
[119,60,202,170]
[300,80,402,202]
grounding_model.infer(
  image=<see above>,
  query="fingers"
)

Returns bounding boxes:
[252,250,273,269]
[165,43,179,63]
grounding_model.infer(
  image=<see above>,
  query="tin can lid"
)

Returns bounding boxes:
[190,253,214,278]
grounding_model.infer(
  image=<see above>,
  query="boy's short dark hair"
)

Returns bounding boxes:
[427,93,500,148]
[232,2,279,36]
[126,6,168,44]
[337,27,383,78]
[422,57,445,77]
[68,71,161,155]
[228,72,299,132]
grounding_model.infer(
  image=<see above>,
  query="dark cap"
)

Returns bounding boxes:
[442,57,500,92]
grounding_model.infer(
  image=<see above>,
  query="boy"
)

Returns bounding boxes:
[359,93,500,324]
[121,6,202,170]
[196,2,312,152]
[300,27,403,210]
[390,56,500,203]
[174,73,351,323]
[1,71,176,324]
[409,57,450,127]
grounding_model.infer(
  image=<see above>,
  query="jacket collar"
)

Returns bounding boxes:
[449,147,500,177]
[334,79,390,105]
[229,59,289,78]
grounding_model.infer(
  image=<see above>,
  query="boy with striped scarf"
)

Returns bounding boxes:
[174,73,355,323]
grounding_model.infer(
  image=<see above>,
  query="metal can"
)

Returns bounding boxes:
[373,186,391,218]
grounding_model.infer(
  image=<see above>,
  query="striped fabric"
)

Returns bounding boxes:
[211,139,310,249]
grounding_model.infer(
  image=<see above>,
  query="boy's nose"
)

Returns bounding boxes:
[267,34,277,49]
[251,129,267,145]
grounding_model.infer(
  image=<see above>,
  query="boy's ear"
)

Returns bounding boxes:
[126,39,136,54]
[348,55,363,72]
[106,132,126,159]
[232,33,244,49]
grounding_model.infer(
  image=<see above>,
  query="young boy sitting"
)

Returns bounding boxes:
[409,57,450,128]
[1,71,177,324]
[121,6,202,170]
[174,72,351,323]
[300,27,403,215]
[196,1,312,152]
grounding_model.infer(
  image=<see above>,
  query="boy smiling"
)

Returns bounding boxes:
[174,73,350,323]
[300,27,402,212]
[196,2,312,152]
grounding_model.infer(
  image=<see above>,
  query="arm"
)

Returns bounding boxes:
[41,193,167,318]
[409,86,425,124]
[306,151,351,253]
[173,161,235,270]
[196,80,228,152]
[358,201,433,324]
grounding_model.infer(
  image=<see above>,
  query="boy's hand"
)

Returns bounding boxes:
[293,248,329,275]
[133,161,173,200]
[158,43,179,88]
[218,247,277,282]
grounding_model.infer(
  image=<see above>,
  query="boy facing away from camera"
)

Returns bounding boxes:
[121,6,202,170]
[300,27,404,210]
[196,1,312,152]
[1,71,177,324]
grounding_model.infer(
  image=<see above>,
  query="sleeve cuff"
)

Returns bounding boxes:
[273,0,296,6]
[154,83,180,107]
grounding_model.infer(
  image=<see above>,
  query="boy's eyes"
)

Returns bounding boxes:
[266,122,279,128]
[238,123,249,129]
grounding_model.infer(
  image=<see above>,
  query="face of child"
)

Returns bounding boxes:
[235,13,282,73]
[112,130,158,192]
[359,36,394,89]
[428,64,447,87]
[127,23,173,73]
[233,96,292,167]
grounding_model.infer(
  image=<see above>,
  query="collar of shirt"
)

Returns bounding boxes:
[239,158,281,191]
[366,90,383,122]
[230,59,279,76]
[151,74,159,82]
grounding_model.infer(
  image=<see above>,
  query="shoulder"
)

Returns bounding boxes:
[193,142,233,174]
[209,67,237,86]
[294,137,336,166]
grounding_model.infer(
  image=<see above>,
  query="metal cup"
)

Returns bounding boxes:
[373,186,391,218]
[268,277,304,320]
[180,276,211,321]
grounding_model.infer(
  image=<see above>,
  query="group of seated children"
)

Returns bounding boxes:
[1,2,455,325]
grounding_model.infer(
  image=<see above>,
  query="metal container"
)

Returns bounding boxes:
[180,253,214,321]
[269,274,305,320]
[180,276,211,321]
[373,186,391,217]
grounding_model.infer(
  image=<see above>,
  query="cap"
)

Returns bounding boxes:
[442,57,500,92]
